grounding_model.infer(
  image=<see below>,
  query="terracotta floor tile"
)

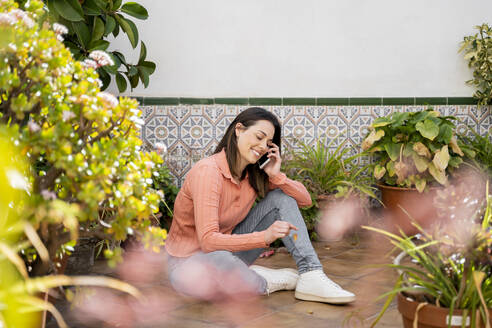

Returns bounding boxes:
[171,298,274,327]
[239,310,331,328]
[257,290,300,310]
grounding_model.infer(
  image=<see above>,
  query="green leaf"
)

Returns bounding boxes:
[432,145,450,171]
[138,66,149,87]
[372,117,391,128]
[413,142,431,158]
[88,39,110,51]
[129,72,139,89]
[362,129,385,150]
[97,67,111,90]
[374,164,386,180]
[53,0,84,21]
[112,0,123,11]
[416,119,439,140]
[46,0,60,20]
[83,0,104,15]
[112,23,120,37]
[116,73,127,93]
[140,61,156,74]
[386,161,396,177]
[412,153,429,173]
[92,17,105,41]
[384,143,401,162]
[115,14,139,48]
[428,162,447,185]
[391,112,410,127]
[104,15,116,36]
[127,66,138,77]
[415,178,426,193]
[71,21,91,49]
[448,156,463,168]
[437,124,453,144]
[138,41,147,64]
[120,2,149,20]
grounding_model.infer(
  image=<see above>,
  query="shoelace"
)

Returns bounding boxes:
[315,271,342,290]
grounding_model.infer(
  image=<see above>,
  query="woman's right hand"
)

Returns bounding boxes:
[264,220,298,245]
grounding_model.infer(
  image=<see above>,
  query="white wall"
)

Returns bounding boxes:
[107,0,492,97]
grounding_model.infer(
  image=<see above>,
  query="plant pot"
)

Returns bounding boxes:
[316,194,337,210]
[397,293,492,328]
[378,184,441,235]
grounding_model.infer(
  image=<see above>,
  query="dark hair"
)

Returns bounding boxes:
[214,107,281,198]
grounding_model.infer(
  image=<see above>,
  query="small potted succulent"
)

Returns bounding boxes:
[361,108,470,233]
[283,137,378,240]
[364,176,491,328]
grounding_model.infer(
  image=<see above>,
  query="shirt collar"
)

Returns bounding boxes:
[214,149,248,184]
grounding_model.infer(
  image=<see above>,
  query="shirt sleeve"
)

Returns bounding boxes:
[268,172,313,208]
[189,163,269,253]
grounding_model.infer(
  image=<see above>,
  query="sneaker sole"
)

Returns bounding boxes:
[294,290,356,304]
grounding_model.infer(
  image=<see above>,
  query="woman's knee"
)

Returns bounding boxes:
[265,189,298,208]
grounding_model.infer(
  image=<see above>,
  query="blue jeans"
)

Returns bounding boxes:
[167,189,323,296]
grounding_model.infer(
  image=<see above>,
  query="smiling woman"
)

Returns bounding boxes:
[164,107,357,304]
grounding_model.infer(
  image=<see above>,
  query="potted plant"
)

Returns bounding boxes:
[361,109,469,233]
[364,177,491,328]
[283,137,378,240]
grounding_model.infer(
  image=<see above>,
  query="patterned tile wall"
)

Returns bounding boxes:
[141,105,492,186]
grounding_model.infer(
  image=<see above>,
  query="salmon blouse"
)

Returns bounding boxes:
[165,149,312,257]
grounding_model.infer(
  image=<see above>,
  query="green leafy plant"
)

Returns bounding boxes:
[151,163,179,231]
[18,0,157,91]
[0,128,141,328]
[459,128,492,179]
[364,181,491,327]
[0,0,166,276]
[460,23,492,107]
[362,109,469,192]
[283,138,378,236]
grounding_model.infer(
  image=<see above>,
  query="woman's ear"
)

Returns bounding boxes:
[235,123,243,136]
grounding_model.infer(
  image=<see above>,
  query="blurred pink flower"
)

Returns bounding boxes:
[316,196,364,241]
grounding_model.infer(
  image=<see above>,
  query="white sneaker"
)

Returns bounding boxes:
[249,265,299,294]
[295,270,356,304]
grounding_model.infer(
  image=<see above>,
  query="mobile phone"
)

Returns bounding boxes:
[258,153,270,169]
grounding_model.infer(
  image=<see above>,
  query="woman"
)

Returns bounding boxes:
[165,107,355,304]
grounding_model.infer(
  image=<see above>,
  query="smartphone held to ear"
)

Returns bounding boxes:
[258,153,270,169]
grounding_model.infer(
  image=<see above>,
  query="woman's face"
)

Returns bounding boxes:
[235,120,275,170]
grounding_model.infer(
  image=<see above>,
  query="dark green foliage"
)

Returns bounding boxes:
[14,0,156,92]
[459,128,492,178]
[152,164,179,230]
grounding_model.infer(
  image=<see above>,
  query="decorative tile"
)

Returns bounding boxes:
[180,116,214,149]
[139,104,492,186]
[271,106,293,123]
[316,115,349,148]
[143,115,179,150]
[168,106,190,123]
[283,114,316,147]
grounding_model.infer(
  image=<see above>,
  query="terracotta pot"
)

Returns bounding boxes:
[397,293,492,328]
[316,194,337,210]
[378,184,441,235]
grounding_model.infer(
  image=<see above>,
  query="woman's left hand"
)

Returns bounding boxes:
[263,142,281,177]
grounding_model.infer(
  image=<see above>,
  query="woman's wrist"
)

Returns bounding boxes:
[268,172,286,184]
